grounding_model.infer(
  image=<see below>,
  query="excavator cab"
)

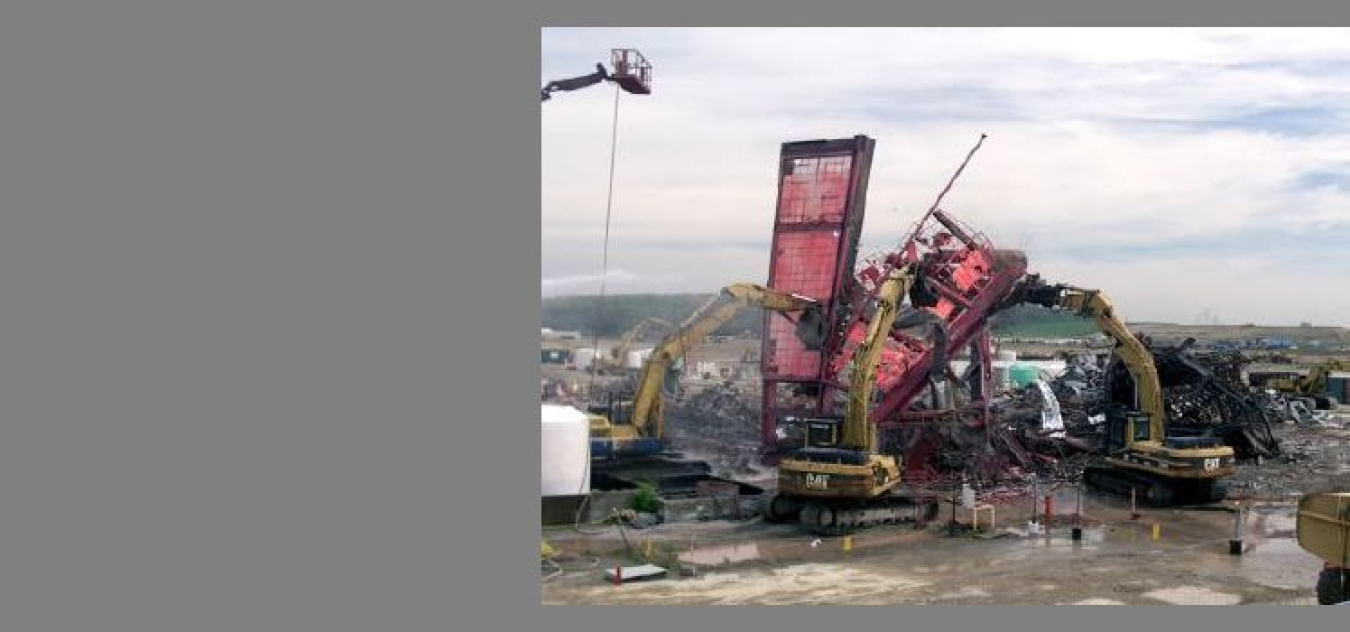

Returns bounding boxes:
[1103,405,1146,452]
[802,417,842,449]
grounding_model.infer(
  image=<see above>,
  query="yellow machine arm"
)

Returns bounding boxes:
[1017,282,1164,446]
[610,317,675,363]
[1299,361,1349,397]
[630,283,821,442]
[841,265,916,452]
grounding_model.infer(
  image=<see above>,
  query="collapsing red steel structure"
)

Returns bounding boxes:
[760,136,875,452]
[760,135,1027,480]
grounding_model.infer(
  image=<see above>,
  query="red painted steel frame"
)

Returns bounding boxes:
[760,136,874,450]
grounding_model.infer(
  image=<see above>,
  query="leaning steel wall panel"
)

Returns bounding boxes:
[760,136,875,450]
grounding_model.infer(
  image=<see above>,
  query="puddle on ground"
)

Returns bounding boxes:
[1231,538,1324,590]
[1249,510,1296,536]
[1142,585,1241,605]
[582,562,929,605]
[679,542,761,566]
[935,586,990,600]
[1068,597,1126,605]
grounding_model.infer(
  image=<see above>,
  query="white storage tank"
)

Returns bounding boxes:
[624,348,653,369]
[541,404,590,497]
[573,347,598,370]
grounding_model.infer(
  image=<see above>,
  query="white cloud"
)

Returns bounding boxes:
[542,28,1350,325]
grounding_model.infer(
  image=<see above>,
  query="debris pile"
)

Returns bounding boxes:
[1114,339,1280,458]
[911,336,1294,487]
[1048,354,1109,433]
[664,382,764,476]
[1259,390,1337,425]
[671,382,759,438]
[885,393,1097,489]
[1224,421,1350,498]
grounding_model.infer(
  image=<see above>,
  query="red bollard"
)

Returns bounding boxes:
[1044,494,1054,523]
[613,566,622,586]
[1130,487,1140,520]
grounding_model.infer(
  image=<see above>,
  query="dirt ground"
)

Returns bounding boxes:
[541,491,1325,605]
[1226,418,1350,498]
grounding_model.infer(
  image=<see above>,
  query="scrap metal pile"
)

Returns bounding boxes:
[911,334,1288,485]
[668,382,759,443]
[1110,338,1280,458]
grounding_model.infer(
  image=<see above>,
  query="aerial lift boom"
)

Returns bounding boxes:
[541,49,653,102]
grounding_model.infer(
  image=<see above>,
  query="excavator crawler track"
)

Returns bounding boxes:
[769,493,939,536]
[1082,464,1226,507]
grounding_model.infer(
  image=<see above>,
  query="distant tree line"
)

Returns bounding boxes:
[986,303,1097,338]
[544,295,1096,340]
[542,294,763,338]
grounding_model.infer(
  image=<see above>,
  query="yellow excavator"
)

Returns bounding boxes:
[588,283,822,459]
[768,264,938,534]
[595,317,674,375]
[1011,280,1236,505]
[1269,360,1348,410]
[1296,491,1350,604]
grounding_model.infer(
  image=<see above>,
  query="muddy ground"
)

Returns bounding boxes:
[547,400,1350,605]
[542,491,1324,605]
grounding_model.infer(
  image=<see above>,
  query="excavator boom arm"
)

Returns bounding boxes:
[1017,282,1164,444]
[842,266,915,452]
[611,317,675,362]
[630,284,820,441]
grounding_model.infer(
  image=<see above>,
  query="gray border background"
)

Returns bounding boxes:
[0,0,1345,631]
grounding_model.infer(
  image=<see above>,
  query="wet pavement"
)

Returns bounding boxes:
[541,494,1326,605]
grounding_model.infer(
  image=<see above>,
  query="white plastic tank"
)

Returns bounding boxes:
[624,348,653,369]
[573,348,597,370]
[541,404,590,497]
[696,361,718,379]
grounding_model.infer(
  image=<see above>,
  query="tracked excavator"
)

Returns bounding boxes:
[1269,360,1348,410]
[766,264,940,534]
[588,283,822,459]
[1007,278,1236,505]
[595,317,674,375]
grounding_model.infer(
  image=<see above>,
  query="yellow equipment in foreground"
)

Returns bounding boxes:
[1014,281,1235,505]
[1297,492,1350,604]
[588,284,821,459]
[768,265,935,535]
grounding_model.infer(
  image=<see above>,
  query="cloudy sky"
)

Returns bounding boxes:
[541,28,1350,326]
